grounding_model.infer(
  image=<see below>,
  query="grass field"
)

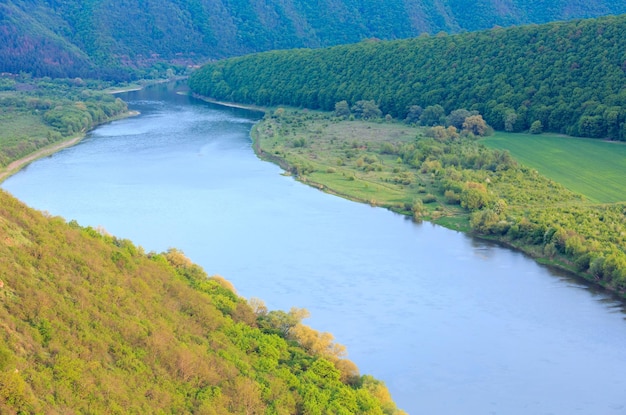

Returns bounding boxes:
[255,113,474,228]
[482,132,626,203]
[258,118,420,207]
[0,112,56,167]
[0,112,51,144]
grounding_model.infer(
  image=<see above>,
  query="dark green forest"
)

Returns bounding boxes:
[189,14,626,140]
[1,0,625,79]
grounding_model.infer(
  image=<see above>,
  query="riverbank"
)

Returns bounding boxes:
[6,87,626,415]
[191,93,266,113]
[1,80,186,183]
[245,106,626,300]
[108,77,189,95]
[0,110,140,183]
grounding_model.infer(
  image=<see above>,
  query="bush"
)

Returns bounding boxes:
[422,193,437,203]
[529,120,543,134]
[444,190,460,204]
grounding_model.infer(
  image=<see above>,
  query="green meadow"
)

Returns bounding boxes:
[0,112,56,167]
[483,133,626,203]
[253,113,468,223]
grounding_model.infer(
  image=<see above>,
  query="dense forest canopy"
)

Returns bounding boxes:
[0,188,405,414]
[189,14,626,139]
[1,0,625,79]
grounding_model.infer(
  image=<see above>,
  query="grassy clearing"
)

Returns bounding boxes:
[255,112,469,228]
[0,112,51,139]
[0,112,58,167]
[482,132,626,203]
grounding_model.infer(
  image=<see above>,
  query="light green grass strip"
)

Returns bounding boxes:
[483,132,626,203]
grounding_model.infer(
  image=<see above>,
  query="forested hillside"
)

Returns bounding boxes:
[1,0,625,79]
[0,189,404,414]
[189,14,626,139]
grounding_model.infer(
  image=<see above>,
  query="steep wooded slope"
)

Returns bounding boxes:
[0,189,403,414]
[1,0,625,79]
[189,14,626,139]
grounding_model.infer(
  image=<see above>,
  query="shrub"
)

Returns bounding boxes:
[529,120,543,134]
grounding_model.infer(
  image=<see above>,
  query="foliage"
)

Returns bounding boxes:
[3,0,625,79]
[0,76,128,168]
[529,120,543,134]
[252,109,626,297]
[483,132,626,203]
[0,189,404,414]
[190,14,626,140]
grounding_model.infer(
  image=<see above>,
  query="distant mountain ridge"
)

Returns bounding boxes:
[1,0,625,79]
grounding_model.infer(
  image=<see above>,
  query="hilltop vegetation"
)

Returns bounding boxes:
[0,188,405,414]
[1,0,625,79]
[190,14,626,140]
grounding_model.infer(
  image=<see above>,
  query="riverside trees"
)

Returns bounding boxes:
[253,109,626,297]
[0,76,128,168]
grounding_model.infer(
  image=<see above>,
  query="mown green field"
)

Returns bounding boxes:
[482,133,626,203]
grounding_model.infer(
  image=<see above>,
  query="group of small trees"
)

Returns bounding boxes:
[0,77,129,168]
[42,98,127,135]
[405,105,490,136]
[256,305,360,384]
[334,99,383,120]
[334,100,490,137]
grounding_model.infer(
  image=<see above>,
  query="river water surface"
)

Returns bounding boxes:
[3,84,626,414]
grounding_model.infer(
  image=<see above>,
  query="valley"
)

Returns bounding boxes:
[1,4,626,413]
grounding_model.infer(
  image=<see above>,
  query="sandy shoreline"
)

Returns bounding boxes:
[108,87,142,94]
[190,93,267,113]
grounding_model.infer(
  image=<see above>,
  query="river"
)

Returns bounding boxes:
[3,83,626,415]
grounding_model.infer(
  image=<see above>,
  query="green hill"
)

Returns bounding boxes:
[0,189,404,414]
[1,0,625,79]
[189,14,626,139]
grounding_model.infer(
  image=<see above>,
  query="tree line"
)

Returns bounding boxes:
[4,0,625,80]
[190,14,626,140]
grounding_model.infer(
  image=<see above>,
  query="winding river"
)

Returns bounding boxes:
[3,83,626,414]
